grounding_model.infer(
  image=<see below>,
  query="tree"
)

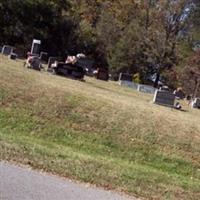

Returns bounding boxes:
[0,0,73,56]
[97,0,190,85]
[181,50,200,97]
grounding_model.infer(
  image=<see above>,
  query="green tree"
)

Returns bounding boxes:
[181,50,200,97]
[0,0,73,56]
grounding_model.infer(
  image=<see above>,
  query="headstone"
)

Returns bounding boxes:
[119,80,139,90]
[40,52,48,62]
[191,98,200,109]
[9,53,17,60]
[26,56,41,71]
[31,39,41,55]
[138,84,156,94]
[2,45,13,55]
[153,90,175,107]
[119,73,133,82]
[47,57,61,69]
[95,68,109,81]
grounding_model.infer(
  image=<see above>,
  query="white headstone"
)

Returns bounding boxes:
[138,84,156,94]
[119,80,139,90]
[191,98,200,109]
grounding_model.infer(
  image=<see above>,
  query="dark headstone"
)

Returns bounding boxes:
[27,56,41,71]
[40,52,48,62]
[9,53,17,60]
[153,90,175,107]
[52,62,85,80]
[31,39,41,55]
[119,73,133,82]
[2,45,13,55]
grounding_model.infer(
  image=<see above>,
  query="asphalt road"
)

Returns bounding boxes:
[0,162,134,200]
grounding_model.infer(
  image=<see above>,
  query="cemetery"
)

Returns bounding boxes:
[1,49,200,200]
[1,43,199,110]
[1,2,200,200]
[0,39,199,200]
[0,39,199,113]
[118,72,200,110]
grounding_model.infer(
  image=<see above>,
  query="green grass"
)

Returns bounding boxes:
[0,55,200,199]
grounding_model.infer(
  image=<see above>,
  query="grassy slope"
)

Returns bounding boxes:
[0,55,200,200]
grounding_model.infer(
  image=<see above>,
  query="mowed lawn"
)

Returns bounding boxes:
[0,55,200,200]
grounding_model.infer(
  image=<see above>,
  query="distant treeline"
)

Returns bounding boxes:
[0,0,199,95]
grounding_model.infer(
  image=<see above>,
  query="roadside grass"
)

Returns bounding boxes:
[0,55,200,199]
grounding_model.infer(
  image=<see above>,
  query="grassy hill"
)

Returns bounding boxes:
[0,55,200,200]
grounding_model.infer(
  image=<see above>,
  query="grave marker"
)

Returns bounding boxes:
[138,84,156,94]
[9,53,17,60]
[191,98,200,109]
[31,39,41,55]
[40,52,48,62]
[119,80,139,90]
[47,57,62,69]
[153,90,175,107]
[2,45,13,55]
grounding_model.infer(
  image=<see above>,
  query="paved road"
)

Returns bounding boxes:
[0,162,134,200]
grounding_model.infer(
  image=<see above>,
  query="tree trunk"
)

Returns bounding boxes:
[193,78,200,98]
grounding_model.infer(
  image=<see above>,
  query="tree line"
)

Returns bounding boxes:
[0,0,199,95]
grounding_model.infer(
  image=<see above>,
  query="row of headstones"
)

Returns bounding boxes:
[153,90,200,109]
[119,73,157,94]
[0,44,49,62]
[119,73,200,109]
[0,40,48,61]
[1,40,93,70]
[0,41,40,56]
